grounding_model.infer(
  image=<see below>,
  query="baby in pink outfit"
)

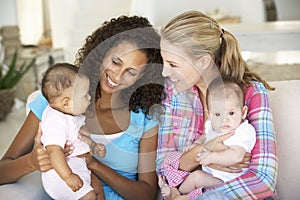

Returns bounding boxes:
[40,63,106,200]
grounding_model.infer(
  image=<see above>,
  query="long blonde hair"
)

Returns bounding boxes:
[161,10,274,90]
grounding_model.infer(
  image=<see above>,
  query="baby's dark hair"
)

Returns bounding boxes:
[206,76,244,110]
[41,63,84,104]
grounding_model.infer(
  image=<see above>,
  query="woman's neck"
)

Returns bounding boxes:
[97,91,127,111]
[195,72,219,121]
[195,70,219,95]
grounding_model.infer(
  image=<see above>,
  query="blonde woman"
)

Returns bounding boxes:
[157,10,277,200]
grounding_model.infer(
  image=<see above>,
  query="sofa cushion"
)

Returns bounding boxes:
[268,80,300,199]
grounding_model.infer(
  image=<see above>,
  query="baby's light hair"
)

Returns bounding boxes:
[206,76,244,110]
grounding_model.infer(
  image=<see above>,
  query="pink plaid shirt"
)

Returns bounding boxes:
[156,79,278,199]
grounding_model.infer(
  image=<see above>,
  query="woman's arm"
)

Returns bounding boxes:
[87,126,158,200]
[157,82,203,176]
[0,111,51,184]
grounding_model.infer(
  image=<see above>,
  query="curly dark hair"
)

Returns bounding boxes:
[75,15,165,118]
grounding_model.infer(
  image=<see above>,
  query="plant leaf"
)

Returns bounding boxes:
[1,50,18,85]
[0,49,36,89]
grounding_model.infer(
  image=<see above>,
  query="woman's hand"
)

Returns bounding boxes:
[78,152,97,169]
[63,141,74,157]
[31,123,52,172]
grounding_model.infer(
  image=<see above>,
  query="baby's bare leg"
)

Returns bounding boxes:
[179,170,223,194]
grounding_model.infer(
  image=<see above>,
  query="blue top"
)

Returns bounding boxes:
[29,93,158,200]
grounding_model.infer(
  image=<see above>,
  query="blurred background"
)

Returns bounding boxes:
[1,0,300,64]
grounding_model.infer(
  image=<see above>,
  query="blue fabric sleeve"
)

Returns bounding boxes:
[28,93,49,120]
[144,114,158,132]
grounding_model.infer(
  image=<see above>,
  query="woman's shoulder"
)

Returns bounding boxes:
[28,92,49,120]
[130,109,158,131]
[244,81,268,96]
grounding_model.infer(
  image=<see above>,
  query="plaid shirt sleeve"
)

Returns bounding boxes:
[156,80,204,187]
[206,81,278,199]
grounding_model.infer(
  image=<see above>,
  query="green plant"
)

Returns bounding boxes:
[0,50,36,89]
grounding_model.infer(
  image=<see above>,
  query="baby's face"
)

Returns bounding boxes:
[209,95,243,133]
[70,76,91,115]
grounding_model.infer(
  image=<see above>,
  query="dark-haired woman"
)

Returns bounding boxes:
[0,15,165,200]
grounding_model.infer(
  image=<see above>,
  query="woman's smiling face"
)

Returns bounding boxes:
[160,39,202,92]
[100,42,147,94]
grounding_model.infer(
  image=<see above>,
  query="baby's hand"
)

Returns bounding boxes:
[91,142,106,158]
[65,173,83,192]
[197,147,212,166]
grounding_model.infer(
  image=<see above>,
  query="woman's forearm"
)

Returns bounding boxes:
[0,153,36,185]
[89,158,156,200]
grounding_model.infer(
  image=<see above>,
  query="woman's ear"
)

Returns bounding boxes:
[196,54,213,71]
[242,106,248,120]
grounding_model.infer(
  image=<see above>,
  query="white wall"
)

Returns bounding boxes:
[48,0,131,62]
[275,0,300,21]
[4,0,300,63]
[131,0,266,27]
[0,0,18,26]
[16,0,44,45]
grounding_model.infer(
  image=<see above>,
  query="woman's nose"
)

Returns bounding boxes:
[112,68,125,82]
[162,64,171,77]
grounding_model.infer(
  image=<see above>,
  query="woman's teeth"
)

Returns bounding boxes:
[107,75,119,87]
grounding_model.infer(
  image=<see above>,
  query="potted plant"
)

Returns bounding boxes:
[0,49,35,121]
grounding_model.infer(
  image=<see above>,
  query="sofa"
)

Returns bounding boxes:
[0,80,299,199]
[268,80,300,199]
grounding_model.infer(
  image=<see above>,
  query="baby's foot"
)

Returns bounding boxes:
[158,175,167,188]
[158,175,171,199]
[161,186,171,198]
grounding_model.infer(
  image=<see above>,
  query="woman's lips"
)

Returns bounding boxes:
[106,74,119,88]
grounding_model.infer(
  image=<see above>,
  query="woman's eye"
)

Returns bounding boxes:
[128,69,137,76]
[170,63,177,68]
[215,113,220,117]
[112,59,119,65]
[229,112,234,115]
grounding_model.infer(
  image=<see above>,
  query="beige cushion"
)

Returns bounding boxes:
[269,80,300,199]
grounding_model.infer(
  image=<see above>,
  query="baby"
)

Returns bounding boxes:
[159,77,256,199]
[40,63,106,200]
